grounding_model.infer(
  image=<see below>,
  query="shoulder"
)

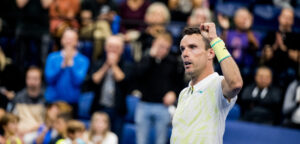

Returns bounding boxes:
[14,89,28,103]
[75,53,89,63]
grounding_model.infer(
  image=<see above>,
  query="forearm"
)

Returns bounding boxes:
[92,63,109,84]
[211,37,243,98]
[220,57,243,98]
[112,65,125,82]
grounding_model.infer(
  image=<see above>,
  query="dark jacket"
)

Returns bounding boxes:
[88,58,133,116]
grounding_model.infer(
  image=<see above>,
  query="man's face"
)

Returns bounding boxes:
[234,9,252,30]
[61,30,78,49]
[279,9,294,31]
[255,68,272,89]
[180,34,211,77]
[105,36,124,56]
[152,37,171,59]
[26,69,41,92]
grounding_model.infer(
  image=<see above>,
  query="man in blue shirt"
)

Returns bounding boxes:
[45,29,89,116]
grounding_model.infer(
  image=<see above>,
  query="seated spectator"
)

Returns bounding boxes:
[15,0,52,70]
[45,29,90,117]
[134,33,184,144]
[131,2,171,62]
[35,101,73,144]
[0,47,23,117]
[120,0,150,33]
[56,120,86,144]
[9,66,45,143]
[49,0,80,49]
[80,0,117,61]
[0,113,22,144]
[168,0,190,22]
[282,78,300,129]
[50,113,72,144]
[240,66,282,125]
[187,7,211,26]
[263,8,299,88]
[218,8,260,85]
[88,35,133,137]
[88,112,118,144]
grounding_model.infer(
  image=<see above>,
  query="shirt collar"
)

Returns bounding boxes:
[188,72,218,94]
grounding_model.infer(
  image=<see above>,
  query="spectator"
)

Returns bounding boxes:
[88,112,118,144]
[15,0,52,70]
[218,8,260,85]
[56,120,86,144]
[0,113,22,144]
[263,8,299,88]
[187,7,212,26]
[35,101,73,144]
[49,0,80,49]
[240,66,282,125]
[45,29,90,117]
[88,35,133,138]
[80,0,117,61]
[168,0,190,22]
[50,113,72,144]
[120,0,150,33]
[131,2,171,62]
[9,66,45,143]
[0,47,23,120]
[134,33,184,144]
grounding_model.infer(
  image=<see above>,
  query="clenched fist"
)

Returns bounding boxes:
[200,23,218,42]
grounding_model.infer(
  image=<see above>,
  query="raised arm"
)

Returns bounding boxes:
[200,23,243,99]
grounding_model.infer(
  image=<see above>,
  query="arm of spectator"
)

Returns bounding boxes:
[70,56,90,86]
[92,63,110,84]
[16,0,29,9]
[35,127,49,144]
[163,91,176,106]
[45,54,63,85]
[0,108,5,119]
[217,14,229,41]
[111,64,125,82]
[283,81,299,116]
[41,0,53,9]
[247,31,259,49]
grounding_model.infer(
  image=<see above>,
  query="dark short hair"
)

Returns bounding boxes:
[182,27,211,50]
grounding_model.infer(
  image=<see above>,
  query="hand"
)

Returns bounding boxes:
[149,44,159,58]
[163,91,176,106]
[217,14,230,30]
[200,23,218,41]
[62,50,75,67]
[106,52,119,66]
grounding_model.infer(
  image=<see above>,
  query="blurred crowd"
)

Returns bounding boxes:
[1,0,300,143]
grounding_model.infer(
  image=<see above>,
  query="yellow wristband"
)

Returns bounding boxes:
[210,37,231,63]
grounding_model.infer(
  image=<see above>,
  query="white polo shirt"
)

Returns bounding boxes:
[171,72,237,144]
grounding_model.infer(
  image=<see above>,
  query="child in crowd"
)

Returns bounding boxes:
[0,113,22,144]
[56,120,86,144]
[35,101,73,144]
[88,112,118,144]
[50,113,72,144]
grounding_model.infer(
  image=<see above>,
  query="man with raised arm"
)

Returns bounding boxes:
[171,23,243,144]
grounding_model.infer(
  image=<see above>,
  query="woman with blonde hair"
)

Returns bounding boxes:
[88,112,117,144]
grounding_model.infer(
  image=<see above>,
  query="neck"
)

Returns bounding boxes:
[27,88,41,98]
[190,67,214,86]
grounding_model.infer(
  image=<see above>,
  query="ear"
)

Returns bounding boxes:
[207,48,215,60]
